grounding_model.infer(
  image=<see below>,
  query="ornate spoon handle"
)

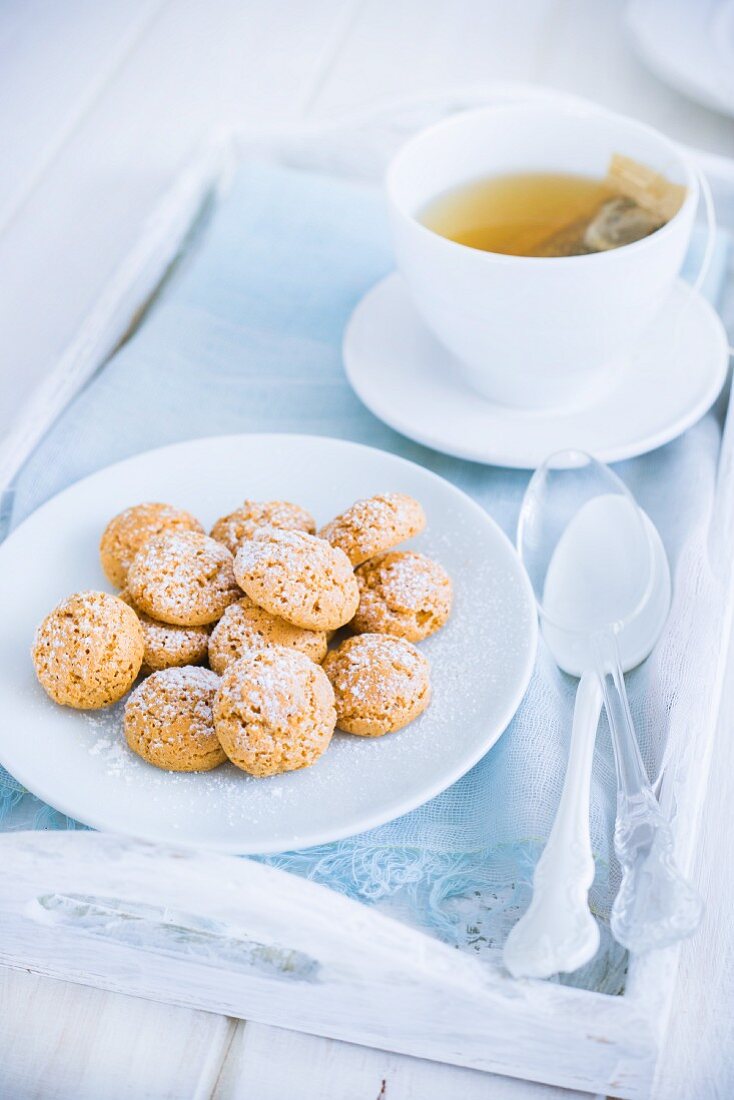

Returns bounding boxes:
[594,633,703,953]
[503,671,602,979]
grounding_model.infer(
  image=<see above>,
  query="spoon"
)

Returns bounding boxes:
[504,451,702,979]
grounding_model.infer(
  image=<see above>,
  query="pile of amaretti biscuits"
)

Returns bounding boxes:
[32,494,453,778]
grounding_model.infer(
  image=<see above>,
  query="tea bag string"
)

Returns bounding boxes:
[693,166,734,364]
[690,164,716,297]
[668,164,734,372]
[699,170,733,365]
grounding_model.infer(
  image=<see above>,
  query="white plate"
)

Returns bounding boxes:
[626,0,734,119]
[344,274,729,469]
[0,434,537,854]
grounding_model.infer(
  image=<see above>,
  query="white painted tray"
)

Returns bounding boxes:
[1,90,733,1098]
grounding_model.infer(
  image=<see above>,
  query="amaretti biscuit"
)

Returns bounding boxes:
[234,527,358,632]
[32,591,144,709]
[119,589,211,672]
[210,500,315,555]
[352,550,452,641]
[214,647,335,777]
[127,530,240,626]
[323,633,431,737]
[208,596,327,674]
[100,502,203,588]
[319,493,426,567]
[124,666,225,771]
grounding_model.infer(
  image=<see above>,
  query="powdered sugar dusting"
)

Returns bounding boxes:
[323,633,430,735]
[326,634,426,701]
[215,648,335,776]
[210,499,315,553]
[375,552,446,607]
[354,549,452,641]
[234,526,358,631]
[319,493,426,565]
[127,530,240,624]
[119,588,211,669]
[32,591,143,708]
[100,502,204,587]
[127,666,219,727]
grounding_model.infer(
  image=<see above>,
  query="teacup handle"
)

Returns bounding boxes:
[666,161,718,355]
[688,162,717,296]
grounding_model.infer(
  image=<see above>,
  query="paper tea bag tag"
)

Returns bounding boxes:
[607,153,687,222]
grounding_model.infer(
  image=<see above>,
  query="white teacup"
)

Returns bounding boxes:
[386,104,698,410]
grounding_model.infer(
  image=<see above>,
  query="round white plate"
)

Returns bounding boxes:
[626,0,734,119]
[0,434,536,854]
[344,274,729,469]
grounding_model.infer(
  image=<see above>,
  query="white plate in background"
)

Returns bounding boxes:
[626,0,734,119]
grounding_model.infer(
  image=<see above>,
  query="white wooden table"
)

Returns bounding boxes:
[1,3,733,1097]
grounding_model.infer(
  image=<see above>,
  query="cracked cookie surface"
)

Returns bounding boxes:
[319,493,425,567]
[127,530,240,626]
[208,596,327,674]
[234,527,358,631]
[119,589,212,671]
[352,550,452,641]
[100,502,203,588]
[323,633,431,737]
[214,646,335,777]
[32,590,144,709]
[124,666,225,771]
[210,499,315,554]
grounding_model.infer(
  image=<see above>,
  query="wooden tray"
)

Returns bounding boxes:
[1,97,733,1098]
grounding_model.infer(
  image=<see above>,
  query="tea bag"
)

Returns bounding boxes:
[584,196,663,251]
[606,153,687,221]
[535,153,686,256]
[583,154,686,252]
[533,219,597,257]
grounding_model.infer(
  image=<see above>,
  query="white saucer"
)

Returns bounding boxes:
[343,274,729,469]
[626,0,734,119]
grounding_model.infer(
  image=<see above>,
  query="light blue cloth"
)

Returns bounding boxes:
[3,162,729,991]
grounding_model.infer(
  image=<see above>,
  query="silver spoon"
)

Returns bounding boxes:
[504,451,702,979]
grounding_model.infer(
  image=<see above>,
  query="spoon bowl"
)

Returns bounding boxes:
[543,503,671,676]
[517,452,657,645]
